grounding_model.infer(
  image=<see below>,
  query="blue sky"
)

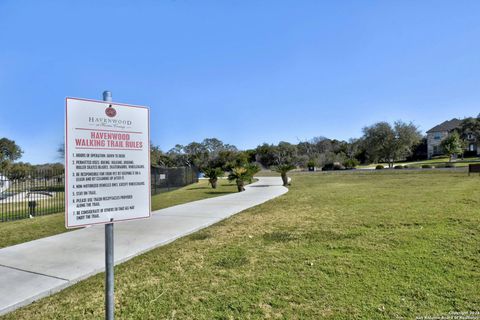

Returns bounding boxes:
[1,1,479,164]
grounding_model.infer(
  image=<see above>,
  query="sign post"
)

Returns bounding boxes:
[103,91,114,320]
[65,92,150,320]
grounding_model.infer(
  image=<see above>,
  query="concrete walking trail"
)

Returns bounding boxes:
[0,177,288,315]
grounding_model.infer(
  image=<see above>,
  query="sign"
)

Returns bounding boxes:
[65,97,150,228]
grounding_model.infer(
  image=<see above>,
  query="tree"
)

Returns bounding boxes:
[167,144,191,167]
[272,164,295,186]
[440,131,464,161]
[459,117,480,157]
[150,144,163,165]
[150,144,177,167]
[227,160,259,192]
[226,152,249,169]
[184,142,209,168]
[268,142,298,185]
[362,121,421,167]
[8,162,33,180]
[209,150,238,171]
[276,142,298,162]
[202,138,236,157]
[162,138,239,169]
[255,143,278,167]
[228,167,250,192]
[345,138,362,161]
[245,163,260,183]
[0,138,23,171]
[407,137,428,161]
[202,167,224,189]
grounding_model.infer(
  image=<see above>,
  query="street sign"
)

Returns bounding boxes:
[65,97,151,228]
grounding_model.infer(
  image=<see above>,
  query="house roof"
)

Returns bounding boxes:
[426,119,463,133]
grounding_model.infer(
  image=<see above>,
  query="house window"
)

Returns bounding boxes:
[470,144,475,152]
[433,146,441,154]
[434,133,442,140]
[468,133,474,140]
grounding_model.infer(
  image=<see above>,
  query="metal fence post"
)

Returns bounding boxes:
[103,90,115,320]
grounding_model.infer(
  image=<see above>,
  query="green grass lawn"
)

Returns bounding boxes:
[3,170,479,319]
[0,179,237,249]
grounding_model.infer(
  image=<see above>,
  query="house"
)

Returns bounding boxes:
[426,118,478,158]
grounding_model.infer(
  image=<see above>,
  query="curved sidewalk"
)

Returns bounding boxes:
[0,177,287,315]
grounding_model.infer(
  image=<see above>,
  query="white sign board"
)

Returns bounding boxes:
[65,97,150,228]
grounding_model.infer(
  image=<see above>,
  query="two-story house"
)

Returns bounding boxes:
[426,118,478,159]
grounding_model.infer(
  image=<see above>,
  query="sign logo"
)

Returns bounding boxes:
[105,105,117,118]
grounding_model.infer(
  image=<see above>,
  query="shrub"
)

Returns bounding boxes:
[272,163,295,186]
[435,164,446,168]
[202,167,224,189]
[403,165,409,169]
[445,163,456,168]
[394,165,404,169]
[323,162,346,171]
[344,158,360,169]
[228,167,249,192]
[306,160,317,168]
[375,165,384,170]
[422,164,433,169]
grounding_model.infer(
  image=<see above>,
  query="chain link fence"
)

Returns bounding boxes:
[151,166,199,195]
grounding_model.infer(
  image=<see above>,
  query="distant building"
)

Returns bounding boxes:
[426,118,478,159]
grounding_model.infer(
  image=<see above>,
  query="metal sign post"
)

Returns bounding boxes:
[103,90,114,320]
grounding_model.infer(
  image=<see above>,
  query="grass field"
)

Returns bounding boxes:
[358,156,480,169]
[0,179,237,249]
[3,170,479,319]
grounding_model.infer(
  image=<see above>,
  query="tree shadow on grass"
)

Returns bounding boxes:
[205,191,236,195]
[186,186,211,190]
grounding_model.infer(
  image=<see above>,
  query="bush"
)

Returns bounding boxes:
[435,164,446,168]
[375,165,384,170]
[463,151,477,158]
[422,164,433,169]
[344,158,360,169]
[306,160,317,168]
[445,163,456,168]
[403,165,409,169]
[202,167,224,189]
[306,160,317,172]
[394,165,404,169]
[322,162,346,171]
